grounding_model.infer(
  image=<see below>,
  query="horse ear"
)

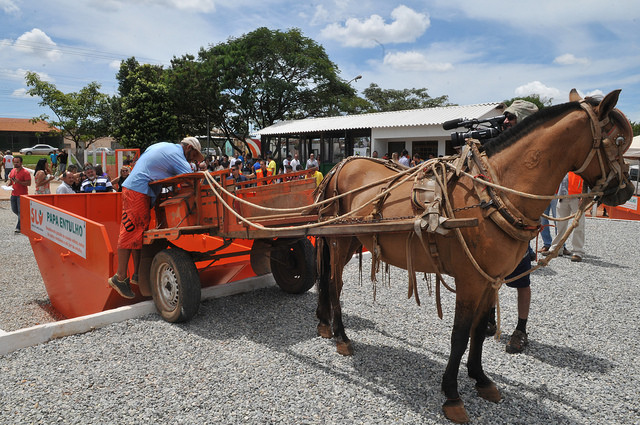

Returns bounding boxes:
[597,89,622,120]
[569,88,582,102]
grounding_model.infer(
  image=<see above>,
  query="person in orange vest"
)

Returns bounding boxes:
[546,172,585,262]
[255,159,273,185]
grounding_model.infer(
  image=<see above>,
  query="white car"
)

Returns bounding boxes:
[19,144,58,155]
[86,147,114,155]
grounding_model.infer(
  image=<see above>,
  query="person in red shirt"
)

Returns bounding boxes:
[7,156,31,234]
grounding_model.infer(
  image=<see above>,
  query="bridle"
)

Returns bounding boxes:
[573,100,631,197]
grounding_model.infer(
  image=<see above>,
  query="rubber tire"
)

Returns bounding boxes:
[150,248,201,323]
[26,152,32,155]
[250,240,272,276]
[270,238,316,294]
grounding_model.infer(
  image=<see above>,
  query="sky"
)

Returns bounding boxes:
[1,0,639,125]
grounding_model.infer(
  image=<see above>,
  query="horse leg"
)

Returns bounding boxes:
[327,237,361,356]
[441,300,474,424]
[316,238,333,339]
[467,293,502,403]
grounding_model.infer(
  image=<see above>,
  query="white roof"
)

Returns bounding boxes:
[258,103,503,135]
[625,135,640,160]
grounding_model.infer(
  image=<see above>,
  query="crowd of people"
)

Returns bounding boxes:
[193,149,323,190]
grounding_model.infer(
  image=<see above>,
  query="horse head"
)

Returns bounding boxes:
[569,89,634,206]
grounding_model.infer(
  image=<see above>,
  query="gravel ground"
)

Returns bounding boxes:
[1,198,639,424]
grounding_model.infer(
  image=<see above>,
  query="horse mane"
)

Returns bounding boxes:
[482,101,591,157]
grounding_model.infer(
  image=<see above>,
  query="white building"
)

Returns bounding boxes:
[258,103,505,173]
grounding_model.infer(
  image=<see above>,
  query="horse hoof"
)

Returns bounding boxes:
[442,398,469,424]
[317,323,332,339]
[476,382,502,403]
[336,341,354,356]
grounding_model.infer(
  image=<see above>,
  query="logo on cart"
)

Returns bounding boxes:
[30,208,44,226]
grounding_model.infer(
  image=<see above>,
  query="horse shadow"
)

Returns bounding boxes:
[138,285,599,423]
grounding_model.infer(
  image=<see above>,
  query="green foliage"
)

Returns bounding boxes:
[166,27,353,153]
[359,83,451,112]
[111,58,180,150]
[631,121,640,137]
[24,71,109,157]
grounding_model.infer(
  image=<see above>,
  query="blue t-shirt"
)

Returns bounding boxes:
[123,142,192,202]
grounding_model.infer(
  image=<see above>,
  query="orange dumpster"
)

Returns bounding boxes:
[20,192,257,319]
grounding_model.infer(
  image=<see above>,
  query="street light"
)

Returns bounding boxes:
[347,75,362,84]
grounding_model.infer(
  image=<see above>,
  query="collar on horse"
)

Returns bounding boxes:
[463,141,541,242]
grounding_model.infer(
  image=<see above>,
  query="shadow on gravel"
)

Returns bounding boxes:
[579,256,629,269]
[525,340,615,373]
[159,285,589,424]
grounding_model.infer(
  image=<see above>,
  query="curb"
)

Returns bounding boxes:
[0,274,276,357]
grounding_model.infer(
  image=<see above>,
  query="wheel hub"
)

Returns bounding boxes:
[158,264,179,309]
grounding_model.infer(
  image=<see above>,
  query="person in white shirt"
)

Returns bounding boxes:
[3,151,14,181]
[305,153,319,169]
[56,171,77,194]
[398,149,410,167]
[290,153,300,171]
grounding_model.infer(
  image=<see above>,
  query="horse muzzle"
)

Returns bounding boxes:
[599,174,635,206]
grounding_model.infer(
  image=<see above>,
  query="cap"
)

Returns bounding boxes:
[504,100,539,122]
[181,137,204,162]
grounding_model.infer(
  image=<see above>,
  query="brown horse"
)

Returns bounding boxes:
[314,90,634,423]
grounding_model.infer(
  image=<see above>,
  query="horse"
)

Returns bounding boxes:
[313,89,634,423]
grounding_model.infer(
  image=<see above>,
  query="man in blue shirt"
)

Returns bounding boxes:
[80,164,113,192]
[108,137,204,299]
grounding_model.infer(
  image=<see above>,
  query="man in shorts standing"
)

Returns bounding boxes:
[108,137,204,299]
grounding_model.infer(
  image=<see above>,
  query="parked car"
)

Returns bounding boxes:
[86,147,114,155]
[19,144,58,155]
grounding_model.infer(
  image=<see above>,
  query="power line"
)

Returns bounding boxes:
[10,39,171,66]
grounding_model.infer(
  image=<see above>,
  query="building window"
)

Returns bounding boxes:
[412,141,439,159]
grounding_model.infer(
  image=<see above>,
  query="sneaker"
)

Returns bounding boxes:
[570,254,582,262]
[506,329,528,354]
[14,229,20,234]
[130,273,139,286]
[108,275,135,299]
[562,248,572,256]
[538,246,550,253]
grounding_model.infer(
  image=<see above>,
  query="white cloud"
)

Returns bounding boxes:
[383,51,452,72]
[321,5,430,47]
[554,53,589,66]
[514,81,562,103]
[109,60,122,70]
[12,88,29,98]
[310,5,330,26]
[14,29,62,61]
[92,0,216,12]
[1,0,20,14]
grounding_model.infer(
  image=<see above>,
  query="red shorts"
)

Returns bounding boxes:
[117,188,151,250]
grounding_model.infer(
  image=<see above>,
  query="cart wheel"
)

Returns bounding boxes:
[270,238,316,294]
[150,248,201,323]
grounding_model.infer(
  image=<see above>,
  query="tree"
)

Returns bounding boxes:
[360,83,451,112]
[631,121,639,137]
[166,27,354,154]
[25,71,109,160]
[111,57,180,151]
